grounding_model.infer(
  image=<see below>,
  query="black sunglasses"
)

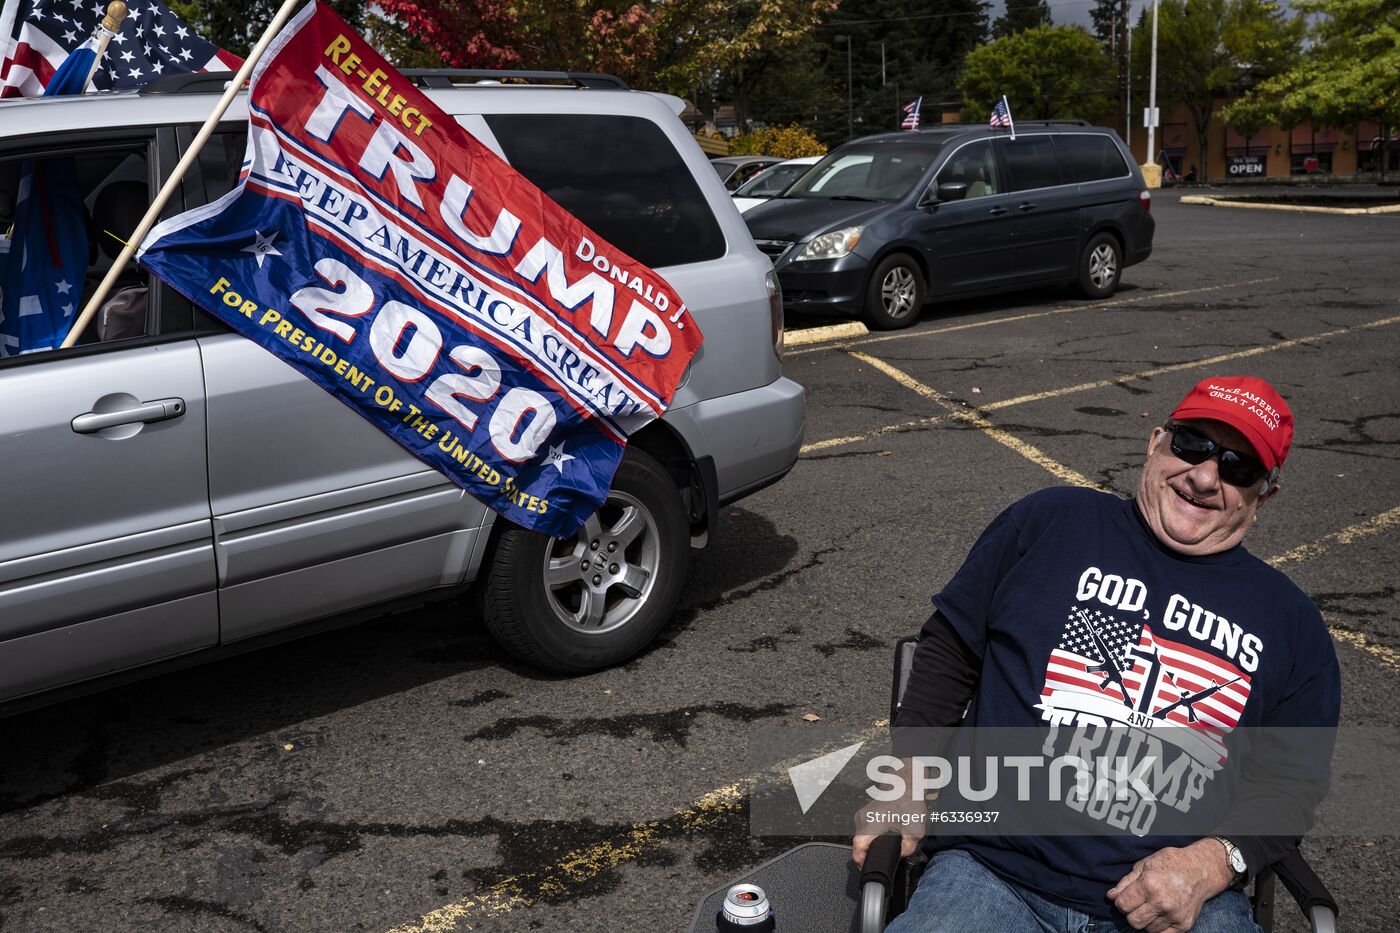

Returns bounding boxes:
[1166,424,1270,488]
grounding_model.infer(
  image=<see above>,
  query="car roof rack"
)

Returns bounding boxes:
[139,69,629,96]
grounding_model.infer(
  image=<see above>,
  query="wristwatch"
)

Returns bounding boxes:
[1210,835,1248,888]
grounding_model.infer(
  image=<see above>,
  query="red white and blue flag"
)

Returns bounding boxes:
[900,96,921,131]
[1039,607,1251,765]
[0,12,103,355]
[0,0,240,98]
[991,95,1013,129]
[137,0,703,537]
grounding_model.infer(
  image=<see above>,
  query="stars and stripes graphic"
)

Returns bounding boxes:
[0,0,240,98]
[1041,607,1252,762]
[989,96,1014,129]
[901,96,922,131]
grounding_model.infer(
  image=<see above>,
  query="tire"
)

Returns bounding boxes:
[1077,232,1122,299]
[481,447,689,674]
[861,254,925,331]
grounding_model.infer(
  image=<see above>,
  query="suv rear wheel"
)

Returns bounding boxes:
[482,447,689,673]
[1077,232,1122,298]
[862,254,925,330]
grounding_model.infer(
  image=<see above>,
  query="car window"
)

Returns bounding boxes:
[1056,134,1130,183]
[734,162,810,198]
[788,146,941,201]
[485,113,724,268]
[1000,136,1062,192]
[936,141,1001,198]
[0,142,164,360]
[726,160,771,190]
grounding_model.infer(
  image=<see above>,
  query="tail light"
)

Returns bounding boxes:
[766,270,784,361]
[1139,189,1152,212]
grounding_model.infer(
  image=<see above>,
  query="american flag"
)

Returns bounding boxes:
[901,96,922,131]
[0,0,240,98]
[1041,608,1251,761]
[989,96,1013,129]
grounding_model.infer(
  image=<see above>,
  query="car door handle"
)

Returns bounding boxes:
[1017,201,1037,212]
[988,206,1008,216]
[72,397,186,433]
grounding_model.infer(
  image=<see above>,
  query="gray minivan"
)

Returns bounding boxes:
[745,122,1155,330]
[0,72,804,707]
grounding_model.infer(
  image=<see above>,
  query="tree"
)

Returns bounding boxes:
[1130,0,1303,180]
[814,0,990,146]
[169,0,369,57]
[1090,0,1131,134]
[729,125,828,156]
[959,25,1116,122]
[992,0,1052,37]
[1223,0,1400,177]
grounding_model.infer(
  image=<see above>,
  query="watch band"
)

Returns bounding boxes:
[1210,835,1248,887]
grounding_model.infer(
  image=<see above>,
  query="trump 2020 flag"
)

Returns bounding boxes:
[137,0,703,537]
[0,0,240,98]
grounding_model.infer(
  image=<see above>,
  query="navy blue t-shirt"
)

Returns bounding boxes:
[927,487,1340,917]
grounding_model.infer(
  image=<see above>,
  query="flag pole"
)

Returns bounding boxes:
[1004,95,1015,141]
[81,2,128,92]
[62,0,304,348]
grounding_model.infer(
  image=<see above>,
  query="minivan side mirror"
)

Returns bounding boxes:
[933,181,969,203]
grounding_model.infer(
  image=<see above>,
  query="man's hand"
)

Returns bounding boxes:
[851,797,927,867]
[1107,839,1236,932]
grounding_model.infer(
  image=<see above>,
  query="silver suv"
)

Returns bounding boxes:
[0,71,805,706]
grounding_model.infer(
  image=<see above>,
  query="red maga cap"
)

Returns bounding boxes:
[1169,376,1294,470]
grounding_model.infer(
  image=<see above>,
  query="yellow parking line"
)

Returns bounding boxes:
[1325,625,1400,673]
[1262,507,1400,672]
[787,278,1279,357]
[1268,506,1400,567]
[982,314,1400,413]
[804,314,1400,455]
[385,723,888,931]
[849,352,1105,491]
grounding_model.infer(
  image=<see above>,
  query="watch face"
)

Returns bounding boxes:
[1230,849,1247,872]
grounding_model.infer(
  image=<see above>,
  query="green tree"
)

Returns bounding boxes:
[959,25,1115,121]
[1223,0,1400,176]
[1130,0,1303,180]
[815,0,990,146]
[992,0,1052,38]
[169,0,368,57]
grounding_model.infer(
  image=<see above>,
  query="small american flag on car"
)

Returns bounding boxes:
[901,96,922,130]
[989,96,1013,128]
[0,0,241,98]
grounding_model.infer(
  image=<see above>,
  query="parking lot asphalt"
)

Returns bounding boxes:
[1,190,1397,932]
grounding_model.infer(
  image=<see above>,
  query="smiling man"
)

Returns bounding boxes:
[856,376,1340,933]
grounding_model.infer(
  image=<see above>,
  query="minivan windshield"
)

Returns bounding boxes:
[783,144,942,201]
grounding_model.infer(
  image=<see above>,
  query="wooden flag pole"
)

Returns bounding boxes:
[81,1,128,92]
[61,0,304,349]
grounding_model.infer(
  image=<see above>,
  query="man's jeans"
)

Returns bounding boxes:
[884,849,1263,933]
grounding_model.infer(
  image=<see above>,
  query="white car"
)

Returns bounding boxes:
[731,156,822,213]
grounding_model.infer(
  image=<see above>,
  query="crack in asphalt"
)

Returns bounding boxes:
[142,895,270,932]
[462,701,794,747]
[1312,587,1399,621]
[813,628,885,658]
[450,690,512,710]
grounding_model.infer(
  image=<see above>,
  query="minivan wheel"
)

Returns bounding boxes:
[481,448,689,674]
[862,254,925,330]
[1077,232,1122,298]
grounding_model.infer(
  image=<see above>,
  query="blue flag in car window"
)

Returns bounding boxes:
[0,37,94,355]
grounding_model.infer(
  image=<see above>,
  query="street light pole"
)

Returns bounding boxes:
[836,34,853,141]
[1147,0,1160,167]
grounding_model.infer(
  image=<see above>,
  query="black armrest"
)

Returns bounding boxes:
[860,833,903,890]
[1272,848,1339,918]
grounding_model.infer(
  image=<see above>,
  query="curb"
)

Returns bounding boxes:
[1180,195,1400,216]
[785,321,869,347]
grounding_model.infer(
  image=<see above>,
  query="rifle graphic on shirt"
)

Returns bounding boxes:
[1152,677,1242,723]
[1081,611,1133,708]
